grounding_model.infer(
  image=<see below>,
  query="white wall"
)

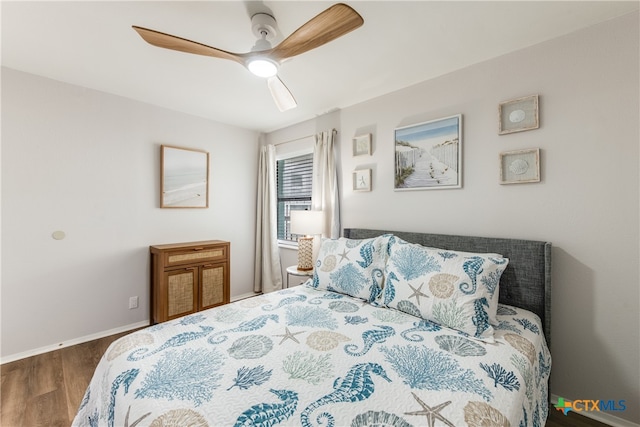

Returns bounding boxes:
[269,13,640,424]
[1,68,259,360]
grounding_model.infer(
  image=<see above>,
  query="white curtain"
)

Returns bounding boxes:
[312,130,340,238]
[254,144,283,293]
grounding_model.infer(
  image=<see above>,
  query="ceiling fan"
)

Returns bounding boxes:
[132,3,364,112]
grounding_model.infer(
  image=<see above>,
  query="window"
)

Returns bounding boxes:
[277,153,313,242]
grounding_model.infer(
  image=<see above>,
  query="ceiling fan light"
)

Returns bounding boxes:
[247,58,278,78]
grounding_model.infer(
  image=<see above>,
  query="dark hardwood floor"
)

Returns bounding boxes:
[1,331,613,427]
[1,330,132,426]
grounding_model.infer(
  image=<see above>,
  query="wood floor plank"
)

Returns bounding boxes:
[29,350,64,397]
[61,340,105,421]
[21,389,69,427]
[1,365,29,426]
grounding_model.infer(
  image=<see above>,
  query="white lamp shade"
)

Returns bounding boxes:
[290,210,324,236]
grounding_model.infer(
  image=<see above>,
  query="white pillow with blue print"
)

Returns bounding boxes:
[310,235,392,303]
[381,238,509,342]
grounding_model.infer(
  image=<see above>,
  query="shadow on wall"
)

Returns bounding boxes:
[550,248,634,419]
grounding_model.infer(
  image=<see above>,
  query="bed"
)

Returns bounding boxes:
[73,228,551,427]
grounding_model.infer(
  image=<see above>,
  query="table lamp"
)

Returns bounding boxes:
[290,210,324,271]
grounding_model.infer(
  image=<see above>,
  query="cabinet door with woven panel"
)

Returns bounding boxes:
[200,262,229,310]
[165,268,198,320]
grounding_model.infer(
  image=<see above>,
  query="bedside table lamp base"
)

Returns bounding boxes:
[297,236,314,271]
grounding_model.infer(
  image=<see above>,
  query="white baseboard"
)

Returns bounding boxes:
[1,296,261,365]
[231,292,262,301]
[550,394,639,427]
[0,320,150,365]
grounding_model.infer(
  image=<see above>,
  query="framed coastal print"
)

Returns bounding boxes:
[394,114,462,191]
[161,145,209,208]
[352,134,372,156]
[353,169,372,192]
[499,148,540,184]
[499,94,539,135]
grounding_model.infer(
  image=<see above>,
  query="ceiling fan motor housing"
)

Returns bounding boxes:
[251,13,277,42]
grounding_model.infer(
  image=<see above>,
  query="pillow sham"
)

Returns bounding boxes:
[310,235,392,302]
[381,238,509,341]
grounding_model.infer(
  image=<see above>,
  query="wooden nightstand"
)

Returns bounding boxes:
[150,240,230,323]
[286,265,313,288]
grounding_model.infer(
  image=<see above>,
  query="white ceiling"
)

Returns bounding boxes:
[2,1,638,133]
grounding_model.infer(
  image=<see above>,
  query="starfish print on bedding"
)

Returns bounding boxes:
[338,249,350,263]
[408,283,429,305]
[405,392,455,427]
[273,327,305,345]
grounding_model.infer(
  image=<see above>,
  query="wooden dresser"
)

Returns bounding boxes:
[150,240,230,323]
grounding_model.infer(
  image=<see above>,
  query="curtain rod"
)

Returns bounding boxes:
[272,128,336,146]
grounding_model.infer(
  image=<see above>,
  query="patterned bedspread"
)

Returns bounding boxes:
[73,284,550,427]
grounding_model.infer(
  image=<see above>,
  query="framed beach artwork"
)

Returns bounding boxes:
[394,114,462,191]
[161,145,209,208]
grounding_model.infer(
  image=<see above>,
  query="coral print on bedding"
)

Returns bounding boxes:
[381,237,509,342]
[73,285,551,427]
[311,235,392,302]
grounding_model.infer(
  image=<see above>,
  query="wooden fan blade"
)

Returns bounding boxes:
[267,76,297,112]
[132,26,246,65]
[269,3,363,62]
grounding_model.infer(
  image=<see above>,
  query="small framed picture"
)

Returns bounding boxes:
[353,169,372,192]
[498,94,539,135]
[500,148,540,184]
[352,134,372,156]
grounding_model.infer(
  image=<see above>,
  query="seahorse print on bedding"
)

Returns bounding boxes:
[459,257,484,295]
[401,319,442,342]
[233,389,298,427]
[262,294,307,311]
[356,240,375,269]
[208,314,279,344]
[108,369,139,427]
[300,363,391,427]
[344,325,395,356]
[472,298,490,338]
[308,292,344,305]
[128,326,214,361]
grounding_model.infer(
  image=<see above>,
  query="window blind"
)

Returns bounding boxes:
[277,153,313,241]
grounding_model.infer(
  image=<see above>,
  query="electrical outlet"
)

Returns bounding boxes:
[129,296,139,309]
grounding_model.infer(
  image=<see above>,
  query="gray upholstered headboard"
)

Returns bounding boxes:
[343,228,552,348]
